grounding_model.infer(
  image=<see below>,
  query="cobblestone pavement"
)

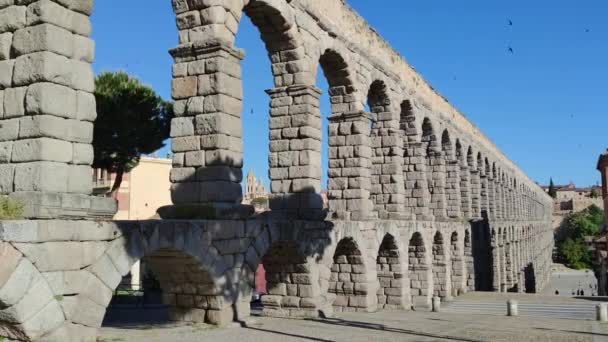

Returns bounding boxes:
[99,300,608,342]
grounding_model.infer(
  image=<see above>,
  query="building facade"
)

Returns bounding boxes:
[243,169,269,210]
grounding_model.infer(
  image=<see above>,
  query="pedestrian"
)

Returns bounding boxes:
[581,290,585,296]
[555,290,559,295]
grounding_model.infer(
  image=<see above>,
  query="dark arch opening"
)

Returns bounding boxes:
[103,248,225,326]
[432,232,449,298]
[408,232,430,307]
[330,238,375,312]
[450,231,463,296]
[376,234,405,309]
[256,240,319,316]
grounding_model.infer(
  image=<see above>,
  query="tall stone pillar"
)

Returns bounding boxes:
[459,164,472,219]
[494,178,503,220]
[505,240,513,289]
[0,0,115,219]
[404,142,432,220]
[487,175,496,220]
[428,151,447,219]
[267,85,323,219]
[166,41,252,219]
[445,159,462,219]
[492,232,502,292]
[480,173,489,217]
[469,169,481,219]
[327,111,374,221]
[371,114,406,220]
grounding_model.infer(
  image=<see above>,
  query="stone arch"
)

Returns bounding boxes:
[170,0,317,210]
[376,234,407,309]
[450,231,465,296]
[367,80,390,119]
[318,48,356,114]
[442,130,461,218]
[0,243,67,341]
[330,237,377,312]
[408,232,431,307]
[422,118,446,219]
[432,231,451,299]
[254,240,323,317]
[400,100,419,143]
[99,224,232,325]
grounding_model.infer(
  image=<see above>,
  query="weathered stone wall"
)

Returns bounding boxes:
[0,0,555,340]
[0,216,553,341]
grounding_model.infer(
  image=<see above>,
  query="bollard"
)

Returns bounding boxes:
[507,300,518,317]
[596,303,608,322]
[432,296,441,312]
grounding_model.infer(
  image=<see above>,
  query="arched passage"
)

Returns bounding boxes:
[330,238,377,312]
[408,232,431,307]
[257,240,323,317]
[376,234,406,309]
[432,231,451,299]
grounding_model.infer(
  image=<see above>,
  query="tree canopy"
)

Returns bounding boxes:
[93,71,172,196]
[557,205,604,269]
[548,178,557,199]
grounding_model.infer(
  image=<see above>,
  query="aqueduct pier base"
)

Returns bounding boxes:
[0,216,551,341]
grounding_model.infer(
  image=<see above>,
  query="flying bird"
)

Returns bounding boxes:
[508,19,513,26]
[585,28,590,33]
[508,46,514,54]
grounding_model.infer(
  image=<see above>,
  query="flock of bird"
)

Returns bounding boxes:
[506,18,591,55]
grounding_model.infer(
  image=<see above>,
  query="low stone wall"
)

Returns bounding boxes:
[0,215,553,341]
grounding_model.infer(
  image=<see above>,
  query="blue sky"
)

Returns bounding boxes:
[91,0,607,188]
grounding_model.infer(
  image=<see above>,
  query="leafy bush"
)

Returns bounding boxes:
[251,197,269,208]
[0,196,24,220]
[557,205,604,269]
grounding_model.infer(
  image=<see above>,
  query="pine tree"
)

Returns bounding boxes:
[93,71,173,197]
[548,178,557,199]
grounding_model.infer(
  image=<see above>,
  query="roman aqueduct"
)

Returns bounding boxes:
[0,0,553,340]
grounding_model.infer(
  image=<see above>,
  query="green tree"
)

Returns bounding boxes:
[251,197,269,208]
[590,187,600,198]
[559,238,592,270]
[93,71,172,197]
[548,177,557,199]
[556,205,604,269]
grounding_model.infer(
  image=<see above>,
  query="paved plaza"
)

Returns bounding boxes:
[99,302,608,342]
[98,267,608,341]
